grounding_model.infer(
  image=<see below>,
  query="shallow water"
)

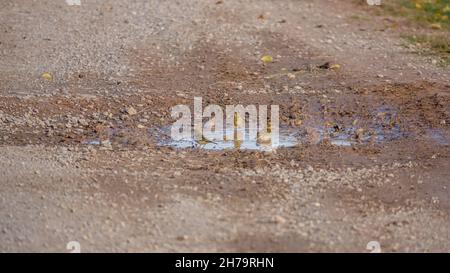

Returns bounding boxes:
[81,123,448,151]
[155,126,299,151]
[153,125,377,151]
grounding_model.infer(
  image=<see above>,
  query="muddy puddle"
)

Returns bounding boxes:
[148,122,449,151]
[80,122,448,152]
[152,126,300,151]
[79,102,448,151]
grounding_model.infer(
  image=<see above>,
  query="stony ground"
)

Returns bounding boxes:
[0,0,449,252]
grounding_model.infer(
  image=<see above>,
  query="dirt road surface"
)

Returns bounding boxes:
[0,0,449,252]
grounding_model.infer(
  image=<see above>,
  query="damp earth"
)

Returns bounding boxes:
[0,0,449,253]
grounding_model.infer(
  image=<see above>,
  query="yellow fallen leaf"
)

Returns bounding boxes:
[261,55,273,63]
[330,64,341,70]
[41,72,53,81]
[430,23,442,30]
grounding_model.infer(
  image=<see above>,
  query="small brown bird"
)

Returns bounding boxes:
[257,121,272,144]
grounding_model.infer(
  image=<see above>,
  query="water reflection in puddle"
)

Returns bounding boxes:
[330,139,353,147]
[152,125,372,151]
[82,140,102,145]
[154,126,300,151]
[424,129,449,146]
[81,124,448,151]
